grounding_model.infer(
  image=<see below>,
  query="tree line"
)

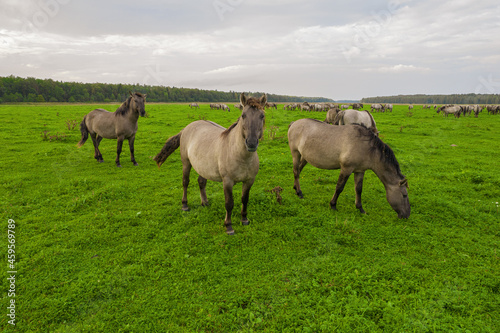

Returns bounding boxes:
[361,94,500,105]
[0,76,334,104]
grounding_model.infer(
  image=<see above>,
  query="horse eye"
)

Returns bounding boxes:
[260,114,265,120]
[403,194,408,198]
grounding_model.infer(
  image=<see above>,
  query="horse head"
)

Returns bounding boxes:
[129,91,147,117]
[386,177,411,219]
[240,93,266,152]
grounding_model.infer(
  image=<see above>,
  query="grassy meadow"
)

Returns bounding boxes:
[0,102,499,332]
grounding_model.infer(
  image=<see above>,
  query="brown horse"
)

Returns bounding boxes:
[77,92,147,167]
[154,93,267,235]
[288,119,410,218]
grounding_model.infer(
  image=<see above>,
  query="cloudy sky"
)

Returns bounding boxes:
[1,0,499,100]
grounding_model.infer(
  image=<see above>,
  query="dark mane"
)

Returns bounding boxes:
[221,118,239,137]
[115,93,145,117]
[115,96,132,117]
[355,124,404,177]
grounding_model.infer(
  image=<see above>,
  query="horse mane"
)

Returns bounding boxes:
[355,124,404,178]
[115,93,145,117]
[115,96,132,116]
[221,119,239,137]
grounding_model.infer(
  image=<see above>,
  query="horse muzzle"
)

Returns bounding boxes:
[245,139,259,152]
[397,206,411,219]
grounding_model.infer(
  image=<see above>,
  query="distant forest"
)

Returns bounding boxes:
[0,76,334,104]
[361,94,500,105]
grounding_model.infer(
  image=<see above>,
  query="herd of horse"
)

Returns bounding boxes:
[89,94,500,233]
[76,94,500,234]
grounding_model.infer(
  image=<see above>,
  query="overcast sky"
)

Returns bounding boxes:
[1,0,499,100]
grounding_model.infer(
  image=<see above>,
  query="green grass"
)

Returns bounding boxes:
[1,103,499,332]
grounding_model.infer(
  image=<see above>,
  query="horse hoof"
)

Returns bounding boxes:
[242,220,250,226]
[116,164,122,168]
[182,206,190,212]
[226,229,235,235]
[133,162,139,166]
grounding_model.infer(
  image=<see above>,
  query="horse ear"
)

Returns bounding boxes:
[399,178,409,188]
[129,91,133,97]
[240,93,247,106]
[259,94,267,107]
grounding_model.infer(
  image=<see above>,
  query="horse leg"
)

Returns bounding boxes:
[198,175,209,207]
[330,170,352,210]
[223,178,235,235]
[115,136,124,167]
[90,134,103,163]
[292,151,307,198]
[181,162,192,211]
[354,172,366,214]
[241,179,255,226]
[95,137,104,162]
[128,135,138,166]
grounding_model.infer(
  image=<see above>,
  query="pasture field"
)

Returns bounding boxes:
[1,102,499,332]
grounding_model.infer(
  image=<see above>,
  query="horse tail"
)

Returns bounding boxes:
[333,111,344,125]
[364,110,379,136]
[77,116,89,147]
[153,132,182,168]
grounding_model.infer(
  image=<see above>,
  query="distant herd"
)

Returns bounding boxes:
[76,94,498,234]
[192,101,500,119]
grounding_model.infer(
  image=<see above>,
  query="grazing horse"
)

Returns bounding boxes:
[154,93,266,235]
[78,92,147,167]
[371,103,384,112]
[384,104,393,112]
[288,119,410,218]
[437,105,462,118]
[334,109,379,136]
[352,103,364,110]
[189,103,200,109]
[472,105,481,117]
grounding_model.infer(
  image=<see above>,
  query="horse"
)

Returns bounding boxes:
[77,92,147,167]
[189,103,200,109]
[287,119,410,218]
[334,109,379,136]
[437,105,462,118]
[352,103,364,110]
[371,103,384,112]
[153,93,267,235]
[325,107,341,124]
[384,104,393,112]
[472,104,481,117]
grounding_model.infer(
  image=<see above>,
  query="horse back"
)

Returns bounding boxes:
[289,119,372,171]
[85,109,118,139]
